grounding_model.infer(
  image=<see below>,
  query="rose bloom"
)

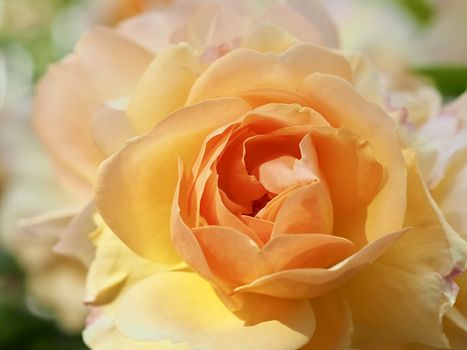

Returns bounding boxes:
[31,0,467,349]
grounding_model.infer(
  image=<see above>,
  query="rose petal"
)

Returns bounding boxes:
[127,43,203,133]
[34,55,101,191]
[187,43,352,104]
[301,292,352,350]
[91,103,135,156]
[53,202,97,267]
[75,27,153,100]
[85,222,167,306]
[115,272,315,350]
[83,306,191,350]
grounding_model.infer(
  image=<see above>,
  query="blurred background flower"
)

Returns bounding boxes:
[0,0,465,349]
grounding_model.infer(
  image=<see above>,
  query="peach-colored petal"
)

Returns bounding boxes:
[257,134,321,195]
[75,27,153,101]
[344,151,467,348]
[91,103,135,156]
[200,170,263,246]
[300,73,406,241]
[241,215,273,243]
[95,97,251,264]
[34,27,152,198]
[271,181,333,236]
[127,43,203,133]
[241,103,330,130]
[194,225,263,286]
[234,228,406,299]
[187,43,352,104]
[269,126,383,247]
[34,55,102,191]
[53,202,97,267]
[262,234,355,271]
[115,272,315,350]
[299,127,384,212]
[171,169,218,284]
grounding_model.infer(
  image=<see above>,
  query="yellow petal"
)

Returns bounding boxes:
[84,306,192,350]
[432,148,467,240]
[187,43,352,104]
[127,43,203,134]
[95,97,251,264]
[300,292,351,350]
[344,151,467,348]
[85,221,167,306]
[115,272,315,350]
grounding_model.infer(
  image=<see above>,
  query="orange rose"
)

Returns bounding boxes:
[91,13,466,350]
[28,1,467,349]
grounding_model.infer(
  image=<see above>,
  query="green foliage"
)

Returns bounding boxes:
[394,0,434,26]
[0,249,88,349]
[0,303,86,350]
[416,66,467,98]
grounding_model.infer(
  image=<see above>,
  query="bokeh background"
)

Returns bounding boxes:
[0,0,466,349]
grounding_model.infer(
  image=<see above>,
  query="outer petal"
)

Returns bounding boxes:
[34,55,101,194]
[187,43,352,104]
[75,27,153,101]
[85,220,169,306]
[34,27,152,197]
[300,292,352,350]
[432,147,467,241]
[115,272,315,350]
[92,103,135,156]
[15,209,87,332]
[95,97,251,264]
[344,151,467,348]
[53,202,97,266]
[84,306,192,350]
[127,43,204,133]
